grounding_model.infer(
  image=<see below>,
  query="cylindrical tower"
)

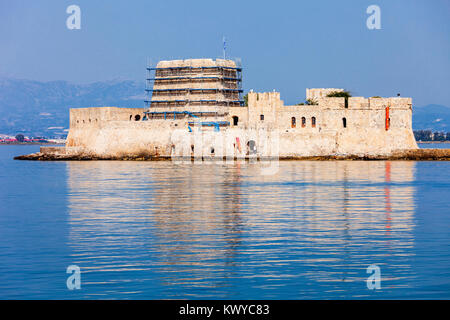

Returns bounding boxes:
[145,58,243,121]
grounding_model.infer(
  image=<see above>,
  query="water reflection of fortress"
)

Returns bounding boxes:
[66,161,416,296]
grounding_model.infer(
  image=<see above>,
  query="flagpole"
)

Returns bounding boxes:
[223,36,226,60]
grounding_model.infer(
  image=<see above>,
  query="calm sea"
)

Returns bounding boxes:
[0,145,449,299]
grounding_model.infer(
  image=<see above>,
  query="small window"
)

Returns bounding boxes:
[129,115,132,121]
[260,114,264,121]
[343,117,347,128]
[232,116,239,126]
[345,97,348,109]
[291,117,296,128]
[301,117,306,128]
[312,117,316,128]
[135,115,141,121]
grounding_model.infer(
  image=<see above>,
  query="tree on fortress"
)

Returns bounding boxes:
[243,93,248,106]
[296,99,318,106]
[15,134,25,142]
[326,90,352,98]
[306,98,318,105]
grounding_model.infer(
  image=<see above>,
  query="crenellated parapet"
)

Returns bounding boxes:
[227,88,415,151]
[69,107,146,128]
[61,54,419,160]
[306,88,344,102]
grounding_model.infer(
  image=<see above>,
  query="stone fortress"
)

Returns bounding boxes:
[22,57,447,161]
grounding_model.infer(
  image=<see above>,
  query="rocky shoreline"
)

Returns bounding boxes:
[13,148,450,161]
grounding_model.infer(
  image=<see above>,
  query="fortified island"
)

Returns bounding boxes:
[16,58,450,161]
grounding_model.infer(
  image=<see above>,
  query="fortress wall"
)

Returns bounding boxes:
[64,89,417,158]
[67,124,416,158]
[65,114,416,158]
[69,107,145,128]
[306,88,344,101]
[67,118,183,157]
[348,97,369,109]
[67,107,146,149]
[245,92,283,129]
[228,106,249,128]
[58,56,419,160]
[66,117,261,158]
[241,91,417,155]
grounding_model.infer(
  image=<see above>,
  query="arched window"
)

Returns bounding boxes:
[129,115,132,121]
[232,116,239,126]
[291,117,296,128]
[260,114,264,121]
[301,117,306,128]
[342,117,347,128]
[312,117,316,128]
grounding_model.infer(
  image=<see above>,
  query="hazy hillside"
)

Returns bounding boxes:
[413,104,450,131]
[0,78,145,137]
[0,77,449,136]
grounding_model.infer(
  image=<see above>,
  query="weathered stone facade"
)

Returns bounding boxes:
[226,91,417,157]
[64,90,417,159]
[60,59,418,159]
[306,88,344,102]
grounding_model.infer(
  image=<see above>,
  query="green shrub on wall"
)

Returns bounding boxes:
[326,90,352,98]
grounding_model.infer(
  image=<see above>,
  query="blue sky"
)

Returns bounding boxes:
[0,0,449,106]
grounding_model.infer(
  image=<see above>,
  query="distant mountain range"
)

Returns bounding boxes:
[412,104,450,131]
[0,77,448,136]
[0,78,145,137]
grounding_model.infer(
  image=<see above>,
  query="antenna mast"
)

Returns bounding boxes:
[223,36,226,60]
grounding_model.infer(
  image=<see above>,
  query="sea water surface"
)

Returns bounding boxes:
[0,145,449,299]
